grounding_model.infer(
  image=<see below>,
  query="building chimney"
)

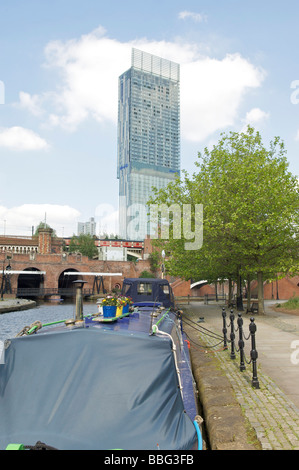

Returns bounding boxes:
[38,227,53,254]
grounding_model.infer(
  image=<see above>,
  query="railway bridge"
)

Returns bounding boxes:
[0,227,151,299]
[0,254,150,300]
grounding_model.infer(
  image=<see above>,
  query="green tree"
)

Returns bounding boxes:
[69,234,98,259]
[149,250,161,276]
[139,270,155,278]
[149,127,299,314]
[34,222,57,237]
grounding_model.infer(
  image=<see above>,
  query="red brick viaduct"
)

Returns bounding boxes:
[0,228,298,300]
[0,228,152,297]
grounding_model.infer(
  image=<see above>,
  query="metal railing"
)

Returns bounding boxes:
[204,293,227,304]
[182,306,259,389]
[222,308,259,389]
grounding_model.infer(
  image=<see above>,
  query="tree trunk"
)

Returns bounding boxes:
[215,281,218,302]
[257,271,264,314]
[236,270,244,311]
[228,277,233,306]
[247,275,251,314]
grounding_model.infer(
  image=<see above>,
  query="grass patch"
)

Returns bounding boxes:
[276,296,299,310]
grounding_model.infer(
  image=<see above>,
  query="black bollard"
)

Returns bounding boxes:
[249,317,260,389]
[237,313,246,371]
[222,307,228,350]
[230,310,236,359]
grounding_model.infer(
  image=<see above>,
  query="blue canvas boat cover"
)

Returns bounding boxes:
[0,327,197,450]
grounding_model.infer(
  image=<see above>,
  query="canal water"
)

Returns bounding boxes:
[0,301,98,341]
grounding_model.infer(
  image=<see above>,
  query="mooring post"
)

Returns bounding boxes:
[249,317,260,389]
[222,307,228,350]
[237,313,246,371]
[73,280,87,321]
[230,310,236,359]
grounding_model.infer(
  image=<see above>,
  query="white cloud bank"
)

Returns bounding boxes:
[19,26,266,143]
[0,204,80,237]
[0,126,49,151]
[0,203,120,238]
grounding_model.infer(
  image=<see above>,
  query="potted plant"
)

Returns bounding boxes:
[123,296,133,313]
[116,296,126,317]
[101,294,119,318]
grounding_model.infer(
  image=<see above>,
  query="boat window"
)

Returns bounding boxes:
[123,284,131,295]
[137,282,152,295]
[160,284,170,297]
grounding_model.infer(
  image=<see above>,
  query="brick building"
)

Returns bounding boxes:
[0,229,150,296]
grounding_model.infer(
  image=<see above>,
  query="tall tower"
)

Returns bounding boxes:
[117,48,180,240]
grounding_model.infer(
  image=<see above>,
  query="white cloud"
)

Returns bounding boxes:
[181,55,265,141]
[241,107,270,133]
[95,203,119,235]
[244,107,270,125]
[17,92,45,116]
[0,204,80,237]
[19,26,265,142]
[178,11,208,22]
[0,126,49,151]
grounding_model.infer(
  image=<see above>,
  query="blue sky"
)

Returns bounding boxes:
[0,0,298,237]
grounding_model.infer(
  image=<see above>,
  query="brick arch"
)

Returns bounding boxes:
[0,251,152,295]
[17,267,44,289]
[58,269,82,289]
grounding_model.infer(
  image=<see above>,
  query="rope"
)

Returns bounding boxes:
[182,314,224,340]
[15,321,42,337]
[184,329,225,352]
[181,316,226,350]
[24,441,58,450]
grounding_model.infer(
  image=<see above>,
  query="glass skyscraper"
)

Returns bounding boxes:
[117,48,180,240]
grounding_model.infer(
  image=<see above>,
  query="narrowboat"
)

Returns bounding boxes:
[0,278,202,450]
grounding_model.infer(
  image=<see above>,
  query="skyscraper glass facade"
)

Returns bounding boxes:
[118,48,180,240]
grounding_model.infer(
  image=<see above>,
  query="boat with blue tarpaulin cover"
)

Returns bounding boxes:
[0,277,203,450]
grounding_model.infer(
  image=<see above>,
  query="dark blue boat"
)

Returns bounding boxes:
[121,277,175,309]
[0,278,202,450]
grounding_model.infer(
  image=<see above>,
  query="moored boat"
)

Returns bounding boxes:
[0,278,202,450]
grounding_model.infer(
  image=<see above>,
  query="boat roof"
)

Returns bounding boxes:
[123,278,170,284]
[0,305,199,450]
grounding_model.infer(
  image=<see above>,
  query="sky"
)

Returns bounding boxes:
[0,0,298,238]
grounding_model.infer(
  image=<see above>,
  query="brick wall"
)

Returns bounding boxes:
[0,252,151,292]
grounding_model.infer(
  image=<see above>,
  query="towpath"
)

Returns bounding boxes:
[181,300,299,450]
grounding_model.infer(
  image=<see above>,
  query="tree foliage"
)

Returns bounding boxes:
[34,222,57,237]
[149,127,299,313]
[69,233,98,259]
